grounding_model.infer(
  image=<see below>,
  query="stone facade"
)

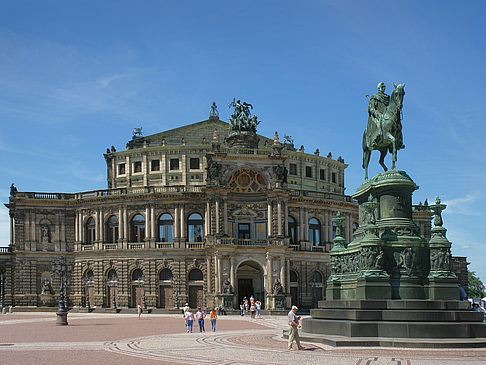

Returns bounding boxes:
[0,111,467,310]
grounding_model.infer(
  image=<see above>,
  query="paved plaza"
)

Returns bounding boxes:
[0,312,485,364]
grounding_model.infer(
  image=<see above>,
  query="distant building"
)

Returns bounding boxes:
[0,103,467,310]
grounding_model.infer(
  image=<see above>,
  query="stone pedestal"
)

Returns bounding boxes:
[306,170,486,347]
[215,294,235,310]
[56,311,68,325]
[268,294,286,309]
[39,294,55,307]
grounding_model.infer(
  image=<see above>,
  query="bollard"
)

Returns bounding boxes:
[8,306,12,314]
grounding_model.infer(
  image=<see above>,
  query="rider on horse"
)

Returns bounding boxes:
[366,82,390,149]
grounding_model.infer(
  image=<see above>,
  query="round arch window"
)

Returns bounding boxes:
[158,213,173,242]
[309,217,321,245]
[159,268,172,281]
[188,269,203,281]
[187,213,203,242]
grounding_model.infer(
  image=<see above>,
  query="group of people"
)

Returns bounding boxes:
[183,303,218,333]
[239,296,262,319]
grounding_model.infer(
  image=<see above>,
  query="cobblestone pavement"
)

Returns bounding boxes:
[0,312,485,364]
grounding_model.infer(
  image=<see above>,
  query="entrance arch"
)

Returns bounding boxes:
[236,260,265,307]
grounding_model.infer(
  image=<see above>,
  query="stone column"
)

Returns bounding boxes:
[99,209,104,243]
[280,256,285,292]
[324,210,329,244]
[223,200,228,235]
[118,207,123,243]
[206,257,212,292]
[205,202,210,235]
[79,212,84,243]
[94,211,99,242]
[180,205,185,239]
[284,202,288,237]
[286,259,290,294]
[304,209,309,241]
[266,253,273,292]
[150,206,155,242]
[216,255,222,293]
[123,207,128,243]
[111,158,116,188]
[145,206,150,240]
[75,210,79,242]
[174,206,180,238]
[10,213,14,245]
[230,257,235,290]
[299,207,304,241]
[277,200,282,236]
[267,201,272,237]
[215,199,220,234]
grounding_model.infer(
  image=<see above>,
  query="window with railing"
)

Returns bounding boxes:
[288,216,297,244]
[85,217,96,244]
[106,215,119,243]
[309,217,321,245]
[158,213,173,242]
[130,214,145,242]
[187,213,203,242]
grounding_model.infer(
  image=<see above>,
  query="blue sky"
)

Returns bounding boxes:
[1,1,485,284]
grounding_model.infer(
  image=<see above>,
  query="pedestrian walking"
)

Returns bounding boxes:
[183,302,190,330]
[210,307,217,332]
[287,305,305,350]
[240,302,245,316]
[185,308,194,333]
[137,304,142,319]
[196,307,206,332]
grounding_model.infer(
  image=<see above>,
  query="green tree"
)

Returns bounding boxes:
[468,271,485,298]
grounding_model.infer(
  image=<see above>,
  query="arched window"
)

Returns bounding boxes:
[106,215,119,243]
[83,269,94,283]
[158,213,173,242]
[309,217,321,245]
[311,271,323,283]
[107,269,118,282]
[159,268,172,281]
[131,269,144,281]
[288,216,297,244]
[130,214,145,243]
[85,217,96,244]
[187,213,203,243]
[188,269,203,281]
[290,270,298,283]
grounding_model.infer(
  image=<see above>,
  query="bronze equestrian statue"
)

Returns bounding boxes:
[362,82,405,180]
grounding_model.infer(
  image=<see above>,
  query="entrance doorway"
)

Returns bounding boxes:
[236,261,264,307]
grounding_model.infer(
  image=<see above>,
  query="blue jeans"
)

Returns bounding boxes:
[256,308,261,317]
[187,319,193,332]
[240,308,244,316]
[211,318,216,332]
[198,318,205,332]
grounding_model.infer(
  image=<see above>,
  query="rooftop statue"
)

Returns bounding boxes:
[209,101,219,118]
[362,82,405,180]
[228,98,261,135]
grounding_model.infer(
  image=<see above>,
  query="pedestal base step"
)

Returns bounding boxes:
[283,330,486,348]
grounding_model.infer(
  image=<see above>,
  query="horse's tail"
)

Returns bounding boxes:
[362,132,367,168]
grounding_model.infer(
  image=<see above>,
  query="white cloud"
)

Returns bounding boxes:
[97,73,129,88]
[443,193,484,216]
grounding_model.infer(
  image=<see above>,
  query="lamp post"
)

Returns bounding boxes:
[108,279,117,309]
[83,277,90,310]
[310,276,318,309]
[51,256,72,325]
[173,275,179,309]
[0,270,5,310]
[141,275,147,310]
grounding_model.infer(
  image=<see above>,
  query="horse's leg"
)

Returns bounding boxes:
[362,134,370,180]
[363,149,370,180]
[379,149,388,172]
[387,133,397,170]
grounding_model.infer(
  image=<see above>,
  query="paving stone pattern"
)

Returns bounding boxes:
[0,313,485,364]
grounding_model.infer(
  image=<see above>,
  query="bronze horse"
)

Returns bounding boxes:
[362,84,405,180]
